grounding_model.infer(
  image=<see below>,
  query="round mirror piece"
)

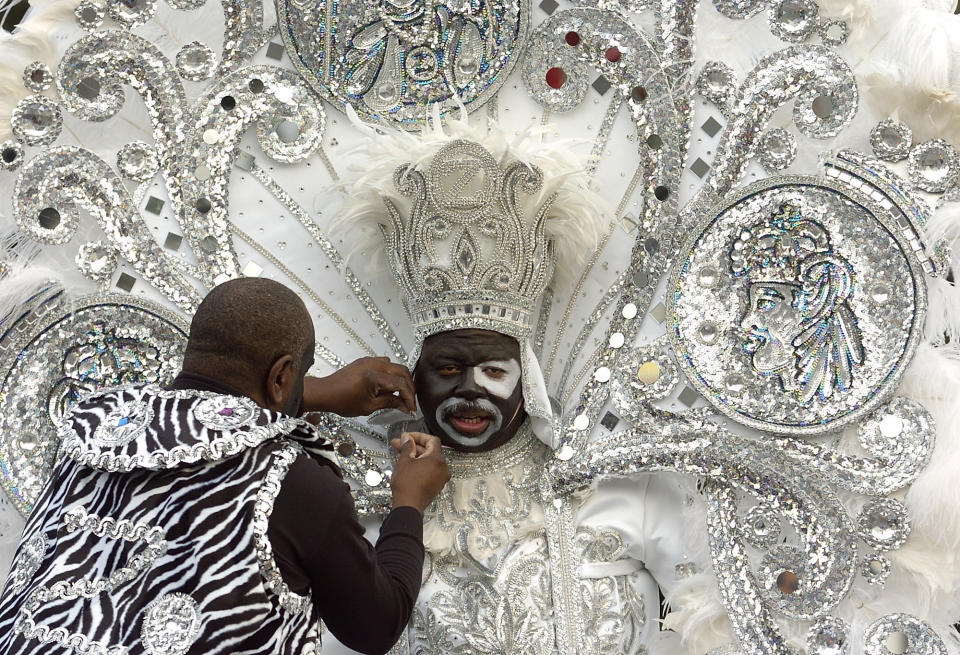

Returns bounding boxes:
[712,0,765,19]
[858,498,910,550]
[870,119,913,162]
[860,553,891,586]
[819,19,849,46]
[0,140,25,172]
[75,0,105,29]
[11,95,63,146]
[23,62,53,92]
[668,177,926,435]
[108,0,157,26]
[807,616,849,655]
[758,128,797,171]
[696,61,736,109]
[908,139,960,193]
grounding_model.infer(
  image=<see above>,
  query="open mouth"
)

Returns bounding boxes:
[446,409,494,435]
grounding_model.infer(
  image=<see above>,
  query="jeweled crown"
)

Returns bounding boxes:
[729,203,832,284]
[380,139,557,342]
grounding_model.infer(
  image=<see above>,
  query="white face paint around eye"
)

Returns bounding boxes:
[472,358,521,399]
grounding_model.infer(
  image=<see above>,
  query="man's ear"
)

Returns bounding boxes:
[266,354,296,410]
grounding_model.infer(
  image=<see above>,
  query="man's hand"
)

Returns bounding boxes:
[303,357,417,417]
[389,432,450,514]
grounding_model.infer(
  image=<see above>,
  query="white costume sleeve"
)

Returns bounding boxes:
[576,472,692,597]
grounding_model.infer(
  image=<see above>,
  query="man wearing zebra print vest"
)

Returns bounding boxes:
[0,277,451,655]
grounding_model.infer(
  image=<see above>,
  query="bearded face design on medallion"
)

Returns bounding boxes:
[728,203,865,405]
[415,329,527,452]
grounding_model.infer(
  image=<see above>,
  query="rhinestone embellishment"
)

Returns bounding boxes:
[192,396,260,431]
[141,593,203,655]
[93,400,155,447]
[7,535,47,595]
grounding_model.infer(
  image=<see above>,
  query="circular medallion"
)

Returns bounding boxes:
[277,0,529,124]
[193,395,260,431]
[0,293,187,515]
[141,593,203,655]
[668,177,926,435]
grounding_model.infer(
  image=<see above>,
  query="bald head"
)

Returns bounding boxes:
[182,278,314,410]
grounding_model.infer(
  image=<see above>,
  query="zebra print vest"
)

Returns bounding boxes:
[0,385,336,655]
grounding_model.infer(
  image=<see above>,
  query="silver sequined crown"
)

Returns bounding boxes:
[380,139,557,342]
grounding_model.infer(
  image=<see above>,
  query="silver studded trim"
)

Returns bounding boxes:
[252,443,313,614]
[14,507,168,655]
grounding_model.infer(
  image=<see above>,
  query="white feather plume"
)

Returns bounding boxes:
[332,107,609,293]
[0,0,83,143]
[861,2,960,147]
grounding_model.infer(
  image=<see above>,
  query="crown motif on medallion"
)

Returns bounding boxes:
[729,203,833,284]
[380,139,557,342]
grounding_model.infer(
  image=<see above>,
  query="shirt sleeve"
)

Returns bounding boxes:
[576,472,691,596]
[267,452,424,655]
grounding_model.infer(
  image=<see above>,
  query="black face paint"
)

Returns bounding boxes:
[416,329,527,453]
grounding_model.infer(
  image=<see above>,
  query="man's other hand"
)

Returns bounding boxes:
[389,432,450,514]
[303,357,417,417]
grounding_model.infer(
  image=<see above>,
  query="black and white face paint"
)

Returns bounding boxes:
[434,397,504,447]
[416,330,527,453]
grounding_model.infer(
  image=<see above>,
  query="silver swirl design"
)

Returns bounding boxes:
[13,148,202,312]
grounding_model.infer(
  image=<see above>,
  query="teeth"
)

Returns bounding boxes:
[453,416,486,423]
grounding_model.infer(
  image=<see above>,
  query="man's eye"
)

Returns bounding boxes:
[439,365,461,375]
[483,367,506,379]
[757,298,777,312]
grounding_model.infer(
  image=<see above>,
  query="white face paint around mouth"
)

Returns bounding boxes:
[472,358,521,399]
[435,397,503,446]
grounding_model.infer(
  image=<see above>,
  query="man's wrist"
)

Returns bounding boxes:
[391,495,426,515]
[302,375,334,413]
